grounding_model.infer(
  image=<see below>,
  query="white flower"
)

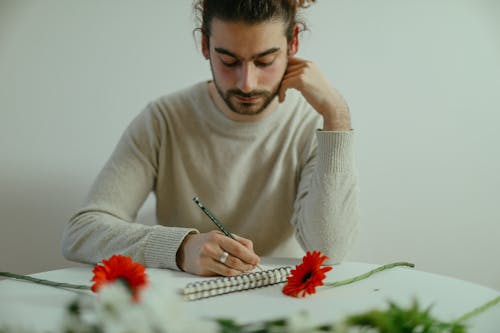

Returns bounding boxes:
[96,282,134,318]
[0,325,38,333]
[139,275,217,333]
[102,305,153,333]
[62,272,217,333]
[286,311,317,333]
[61,294,100,333]
[96,283,161,333]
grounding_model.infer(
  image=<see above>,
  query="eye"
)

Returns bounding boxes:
[254,60,273,68]
[221,60,240,67]
[219,55,240,67]
[254,56,276,68]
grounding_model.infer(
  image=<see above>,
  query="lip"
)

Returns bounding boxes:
[234,95,260,103]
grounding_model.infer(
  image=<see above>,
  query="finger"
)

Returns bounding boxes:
[219,236,260,266]
[195,245,243,276]
[280,62,306,102]
[284,68,310,86]
[284,63,307,75]
[230,235,260,269]
[206,231,258,270]
[209,258,243,277]
[287,55,308,64]
[279,74,302,100]
[278,81,290,103]
[233,234,254,251]
[217,249,255,272]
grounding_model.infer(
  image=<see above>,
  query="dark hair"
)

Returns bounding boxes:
[193,0,316,42]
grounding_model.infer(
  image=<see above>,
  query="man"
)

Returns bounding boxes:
[62,0,359,277]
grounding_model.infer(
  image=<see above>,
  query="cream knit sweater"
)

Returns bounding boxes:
[62,81,359,270]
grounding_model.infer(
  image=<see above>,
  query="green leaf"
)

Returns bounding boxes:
[215,318,241,333]
[343,299,467,333]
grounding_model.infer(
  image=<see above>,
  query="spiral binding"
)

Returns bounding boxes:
[182,266,293,301]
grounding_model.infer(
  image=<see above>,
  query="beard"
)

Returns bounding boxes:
[209,60,282,116]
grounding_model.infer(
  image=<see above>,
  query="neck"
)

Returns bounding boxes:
[207,81,278,122]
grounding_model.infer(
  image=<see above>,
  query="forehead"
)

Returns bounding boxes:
[209,18,287,56]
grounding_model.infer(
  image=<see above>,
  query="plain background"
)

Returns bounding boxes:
[1,1,499,290]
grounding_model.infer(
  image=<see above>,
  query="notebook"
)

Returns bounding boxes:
[181,266,293,301]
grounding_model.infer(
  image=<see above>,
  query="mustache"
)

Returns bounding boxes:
[227,89,270,98]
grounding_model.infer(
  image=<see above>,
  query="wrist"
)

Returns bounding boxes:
[317,92,351,131]
[176,232,195,271]
[322,109,351,131]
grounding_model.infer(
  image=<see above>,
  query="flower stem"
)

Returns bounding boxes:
[453,295,500,324]
[0,272,91,290]
[326,262,415,288]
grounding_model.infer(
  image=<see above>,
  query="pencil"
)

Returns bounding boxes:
[193,196,263,271]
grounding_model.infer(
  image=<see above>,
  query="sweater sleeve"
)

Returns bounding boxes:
[291,130,359,264]
[61,104,197,270]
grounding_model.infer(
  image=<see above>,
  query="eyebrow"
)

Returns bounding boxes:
[214,47,281,60]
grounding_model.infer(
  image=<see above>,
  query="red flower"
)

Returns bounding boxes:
[91,254,148,302]
[282,251,332,297]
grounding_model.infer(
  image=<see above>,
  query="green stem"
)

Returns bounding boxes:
[0,271,91,290]
[453,295,500,324]
[325,262,415,288]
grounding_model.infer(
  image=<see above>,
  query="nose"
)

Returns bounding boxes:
[237,62,257,93]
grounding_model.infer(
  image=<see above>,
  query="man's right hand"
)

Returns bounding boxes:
[176,231,261,276]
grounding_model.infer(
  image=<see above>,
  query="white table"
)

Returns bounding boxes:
[1,258,499,332]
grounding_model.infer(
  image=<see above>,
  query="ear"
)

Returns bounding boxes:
[201,34,210,59]
[288,24,300,56]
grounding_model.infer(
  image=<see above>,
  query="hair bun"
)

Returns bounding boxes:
[295,0,316,9]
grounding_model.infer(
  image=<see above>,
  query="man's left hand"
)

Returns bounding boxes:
[279,56,351,131]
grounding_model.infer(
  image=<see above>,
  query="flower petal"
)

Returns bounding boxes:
[282,251,333,298]
[90,255,148,302]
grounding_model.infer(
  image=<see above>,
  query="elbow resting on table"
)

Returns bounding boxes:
[61,221,81,263]
[60,213,96,265]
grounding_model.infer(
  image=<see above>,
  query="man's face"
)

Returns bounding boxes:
[203,18,294,116]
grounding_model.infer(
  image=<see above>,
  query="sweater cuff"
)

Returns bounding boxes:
[316,130,355,174]
[144,226,198,270]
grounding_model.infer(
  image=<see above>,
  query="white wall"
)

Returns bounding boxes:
[1,1,499,290]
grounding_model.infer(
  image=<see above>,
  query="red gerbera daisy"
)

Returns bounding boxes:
[91,254,148,302]
[282,251,332,297]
